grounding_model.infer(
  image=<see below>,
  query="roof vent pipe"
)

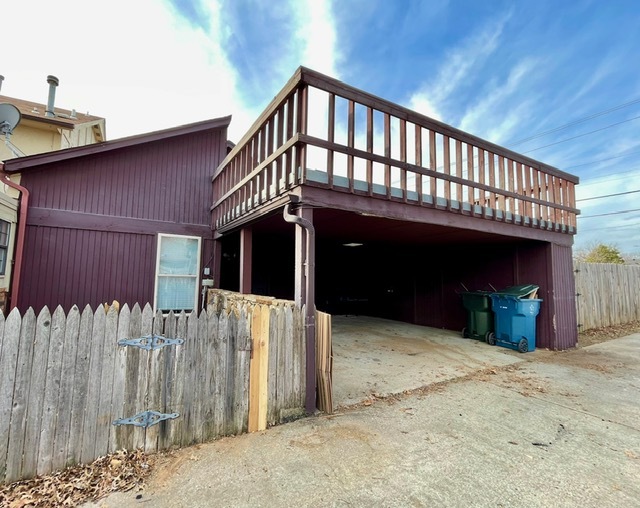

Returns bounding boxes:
[45,75,59,117]
[0,75,4,93]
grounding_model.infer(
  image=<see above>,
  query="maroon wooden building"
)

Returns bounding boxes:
[0,67,580,414]
[211,67,580,410]
[1,116,230,313]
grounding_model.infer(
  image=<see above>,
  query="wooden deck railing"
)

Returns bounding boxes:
[212,67,579,233]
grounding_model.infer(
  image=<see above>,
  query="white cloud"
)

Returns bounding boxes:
[458,59,537,143]
[1,0,342,145]
[406,11,511,121]
[1,0,253,141]
[290,0,341,79]
[408,95,442,122]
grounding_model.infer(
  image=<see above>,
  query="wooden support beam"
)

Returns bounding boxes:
[212,239,222,289]
[240,227,252,294]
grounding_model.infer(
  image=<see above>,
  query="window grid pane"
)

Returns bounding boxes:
[0,220,9,275]
[157,276,198,311]
[159,236,198,275]
[155,234,201,312]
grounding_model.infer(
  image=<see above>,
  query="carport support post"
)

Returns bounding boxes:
[240,227,252,294]
[294,207,316,414]
[212,239,222,288]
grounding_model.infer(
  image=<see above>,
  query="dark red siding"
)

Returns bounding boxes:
[549,243,578,349]
[16,127,226,312]
[21,227,156,310]
[511,242,577,349]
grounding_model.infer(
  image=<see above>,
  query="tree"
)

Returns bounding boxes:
[576,243,625,264]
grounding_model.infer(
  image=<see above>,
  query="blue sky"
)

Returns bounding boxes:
[2,0,640,254]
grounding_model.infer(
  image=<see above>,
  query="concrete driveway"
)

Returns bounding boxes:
[332,315,524,407]
[89,334,640,508]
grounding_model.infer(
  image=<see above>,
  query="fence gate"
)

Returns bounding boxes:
[0,296,306,484]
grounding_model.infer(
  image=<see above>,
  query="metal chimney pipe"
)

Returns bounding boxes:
[45,75,59,117]
[0,75,4,93]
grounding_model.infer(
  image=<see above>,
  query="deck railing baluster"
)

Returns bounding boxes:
[327,93,335,189]
[366,106,373,196]
[467,144,474,215]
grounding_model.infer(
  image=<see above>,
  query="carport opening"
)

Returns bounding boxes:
[220,208,551,406]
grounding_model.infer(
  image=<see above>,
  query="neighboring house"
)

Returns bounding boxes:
[0,75,106,310]
[0,116,230,312]
[0,75,106,160]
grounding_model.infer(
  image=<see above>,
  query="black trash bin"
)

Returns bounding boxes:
[460,290,494,341]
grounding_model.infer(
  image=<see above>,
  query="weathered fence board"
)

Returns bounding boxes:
[71,306,93,465]
[267,306,279,426]
[195,310,209,443]
[95,306,118,459]
[37,306,66,476]
[575,262,640,331]
[110,305,129,454]
[214,309,229,439]
[145,310,165,454]
[22,308,52,479]
[0,310,19,480]
[80,307,105,464]
[275,306,287,421]
[52,306,79,471]
[6,308,36,483]
[0,293,306,484]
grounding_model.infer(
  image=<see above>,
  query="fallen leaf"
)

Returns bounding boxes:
[0,448,154,508]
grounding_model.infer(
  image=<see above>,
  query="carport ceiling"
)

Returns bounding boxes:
[253,207,515,246]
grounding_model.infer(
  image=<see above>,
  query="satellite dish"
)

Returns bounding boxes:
[0,103,22,136]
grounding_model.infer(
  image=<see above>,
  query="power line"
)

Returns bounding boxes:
[522,115,640,154]
[582,222,640,232]
[508,97,640,147]
[577,189,640,202]
[564,149,640,169]
[578,168,640,186]
[578,208,640,219]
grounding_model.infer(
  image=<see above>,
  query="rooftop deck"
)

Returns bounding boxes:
[212,67,579,237]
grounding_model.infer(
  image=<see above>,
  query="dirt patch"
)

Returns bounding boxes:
[149,448,203,489]
[540,347,629,374]
[335,363,528,412]
[473,364,549,397]
[578,321,640,347]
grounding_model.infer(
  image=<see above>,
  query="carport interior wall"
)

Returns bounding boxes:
[219,227,576,351]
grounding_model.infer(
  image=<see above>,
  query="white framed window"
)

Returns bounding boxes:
[0,220,10,276]
[154,234,201,312]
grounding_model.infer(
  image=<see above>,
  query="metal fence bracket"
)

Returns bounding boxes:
[113,410,180,428]
[118,334,184,351]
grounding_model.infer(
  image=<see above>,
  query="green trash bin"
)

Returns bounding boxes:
[460,291,494,341]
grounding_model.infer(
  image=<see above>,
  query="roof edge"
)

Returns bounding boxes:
[3,115,232,173]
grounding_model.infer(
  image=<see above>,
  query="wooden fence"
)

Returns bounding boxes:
[0,296,305,484]
[575,261,640,331]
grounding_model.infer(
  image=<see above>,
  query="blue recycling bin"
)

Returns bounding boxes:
[487,287,542,353]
